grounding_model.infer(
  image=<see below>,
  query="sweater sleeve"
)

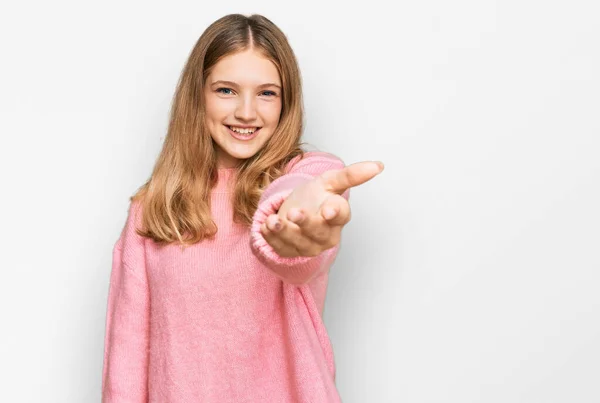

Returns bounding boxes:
[102,201,150,403]
[250,151,351,285]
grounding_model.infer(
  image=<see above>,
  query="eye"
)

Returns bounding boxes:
[216,87,234,95]
[216,88,277,97]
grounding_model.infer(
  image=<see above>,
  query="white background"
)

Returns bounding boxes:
[1,1,598,402]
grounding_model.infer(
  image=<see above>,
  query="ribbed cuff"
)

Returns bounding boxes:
[250,185,336,285]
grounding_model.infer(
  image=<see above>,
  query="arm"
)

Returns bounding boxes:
[250,152,350,285]
[102,201,150,402]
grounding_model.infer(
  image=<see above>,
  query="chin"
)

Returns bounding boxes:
[213,128,271,163]
[217,144,260,162]
[228,140,267,157]
[229,149,260,160]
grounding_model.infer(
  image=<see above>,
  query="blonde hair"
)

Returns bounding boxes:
[130,14,307,246]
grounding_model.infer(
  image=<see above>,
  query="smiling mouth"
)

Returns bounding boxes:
[225,125,262,139]
[225,125,262,132]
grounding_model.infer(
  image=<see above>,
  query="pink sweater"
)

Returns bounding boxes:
[102,152,350,402]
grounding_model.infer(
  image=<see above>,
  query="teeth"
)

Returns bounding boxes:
[230,126,257,134]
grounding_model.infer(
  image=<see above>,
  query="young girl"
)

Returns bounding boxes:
[102,13,384,402]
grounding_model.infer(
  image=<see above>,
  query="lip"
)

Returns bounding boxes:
[227,124,260,129]
[226,125,261,141]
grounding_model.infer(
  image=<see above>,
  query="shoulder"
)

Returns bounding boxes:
[127,198,144,228]
[117,198,145,246]
[284,151,346,174]
[113,198,148,265]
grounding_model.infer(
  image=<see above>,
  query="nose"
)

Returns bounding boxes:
[234,94,257,122]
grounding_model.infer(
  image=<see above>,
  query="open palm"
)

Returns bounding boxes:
[260,161,384,258]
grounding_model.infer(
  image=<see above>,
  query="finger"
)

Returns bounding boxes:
[277,217,322,256]
[286,208,306,225]
[265,215,312,256]
[320,161,384,194]
[261,222,302,258]
[320,195,351,226]
[266,214,284,232]
[286,206,334,243]
[294,212,335,245]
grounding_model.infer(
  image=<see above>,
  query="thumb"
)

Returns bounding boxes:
[320,161,384,194]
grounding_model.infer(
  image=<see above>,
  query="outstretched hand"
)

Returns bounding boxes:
[260,161,384,258]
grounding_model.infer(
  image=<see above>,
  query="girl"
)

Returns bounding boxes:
[102,13,384,403]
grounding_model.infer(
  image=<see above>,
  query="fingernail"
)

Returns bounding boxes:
[324,207,336,219]
[289,209,304,223]
[273,219,282,231]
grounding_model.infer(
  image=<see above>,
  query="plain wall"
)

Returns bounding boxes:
[0,0,598,402]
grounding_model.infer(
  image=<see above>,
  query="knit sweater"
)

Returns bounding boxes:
[101,151,350,402]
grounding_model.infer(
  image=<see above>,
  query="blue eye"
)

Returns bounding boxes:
[216,88,277,97]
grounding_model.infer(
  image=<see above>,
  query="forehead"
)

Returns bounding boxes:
[208,49,281,86]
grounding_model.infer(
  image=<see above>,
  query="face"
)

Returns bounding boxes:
[204,48,283,168]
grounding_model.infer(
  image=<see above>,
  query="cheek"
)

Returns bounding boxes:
[204,96,229,119]
[259,102,282,124]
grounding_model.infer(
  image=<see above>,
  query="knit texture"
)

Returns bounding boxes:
[102,152,350,402]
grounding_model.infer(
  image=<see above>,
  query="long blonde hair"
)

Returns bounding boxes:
[131,14,307,246]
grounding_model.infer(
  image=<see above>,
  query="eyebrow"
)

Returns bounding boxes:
[211,80,281,90]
